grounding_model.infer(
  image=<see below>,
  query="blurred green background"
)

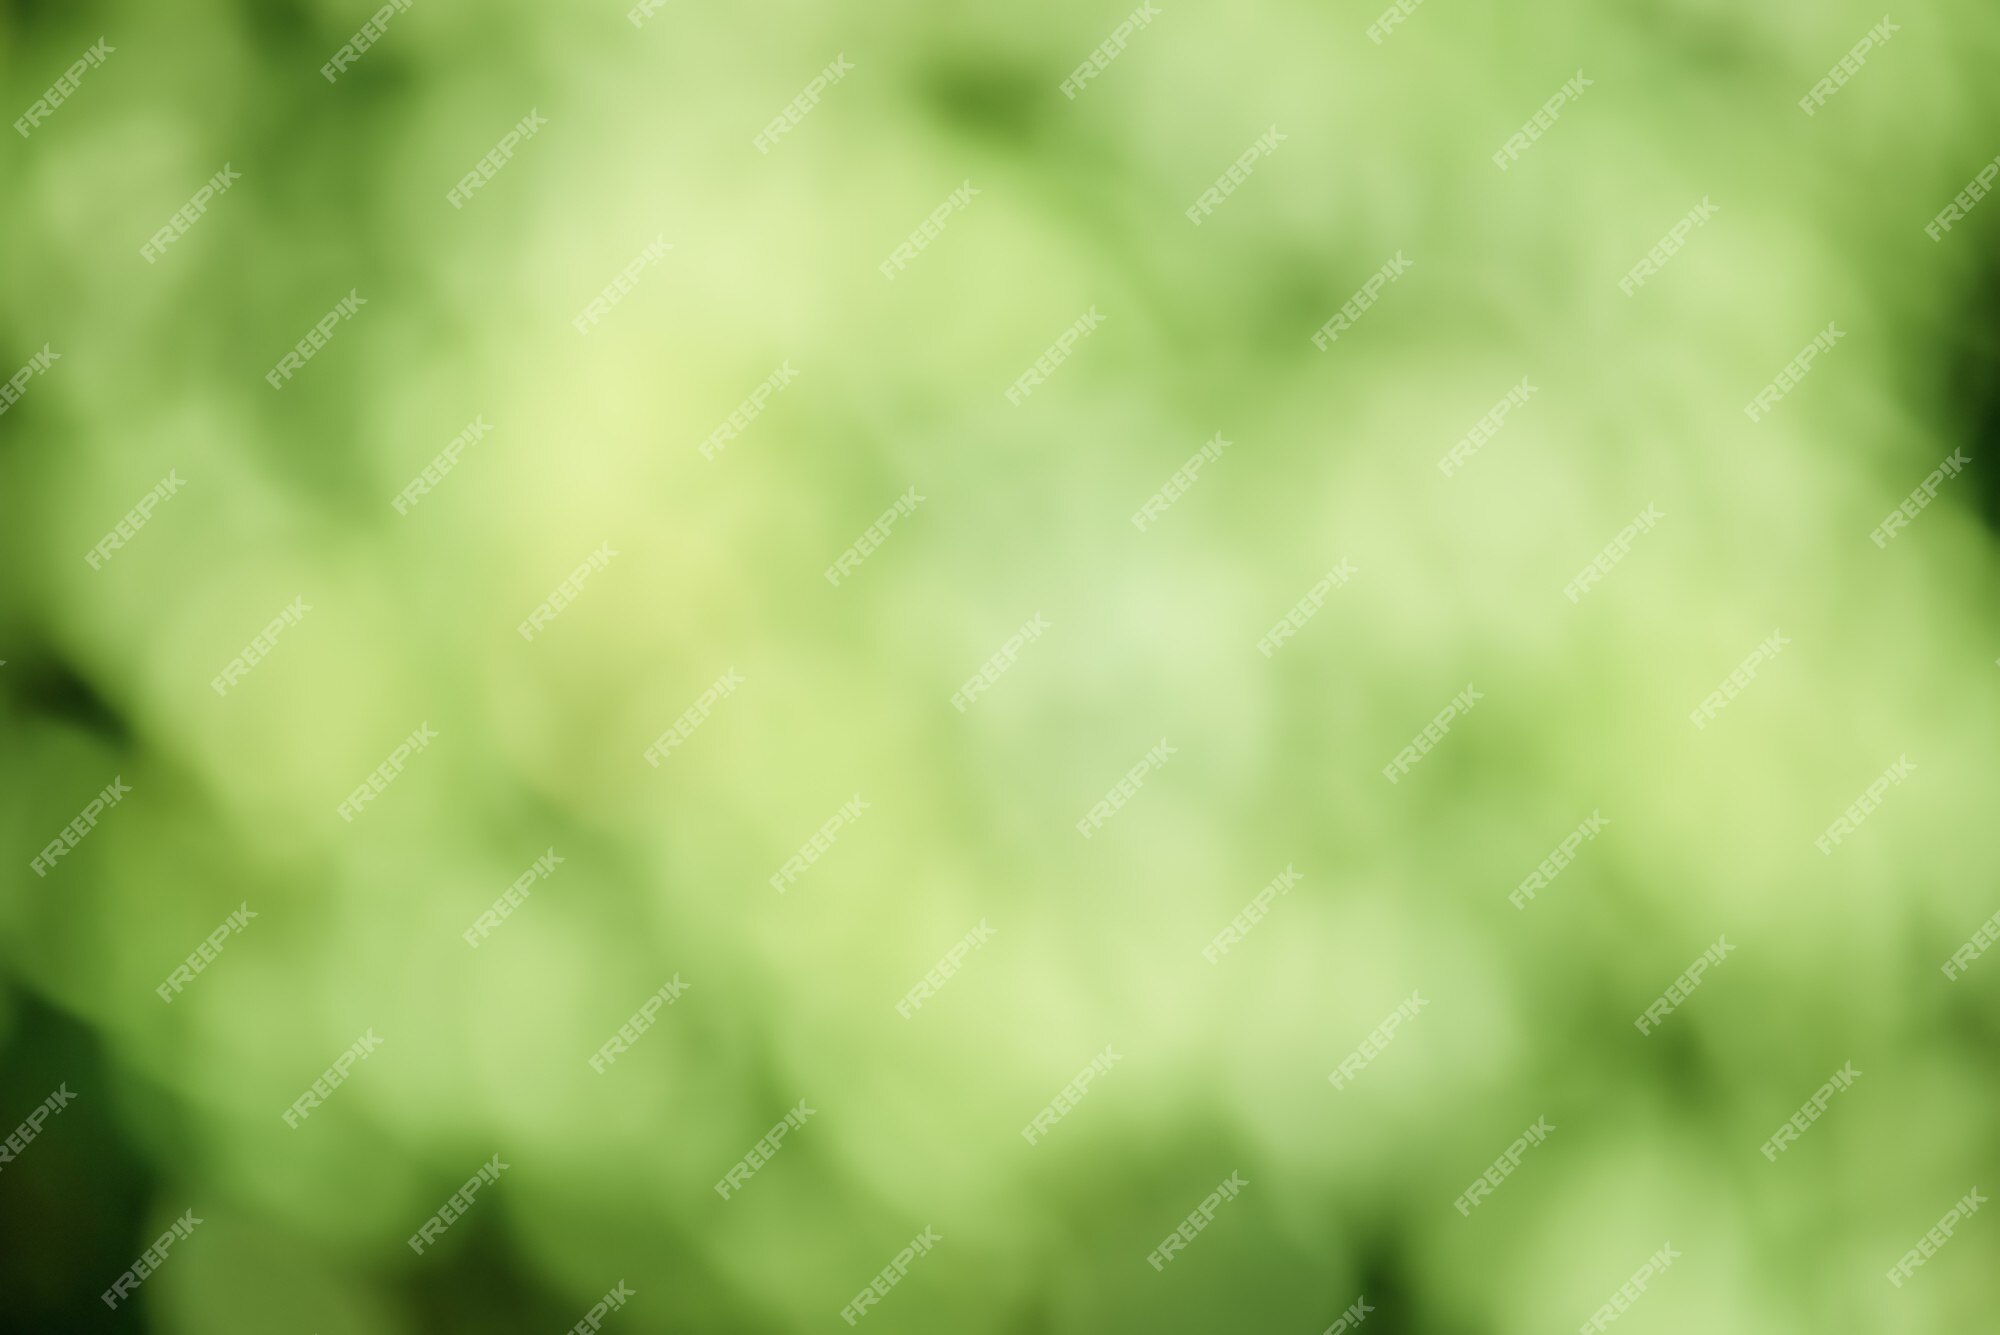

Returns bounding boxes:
[4,0,2000,1330]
